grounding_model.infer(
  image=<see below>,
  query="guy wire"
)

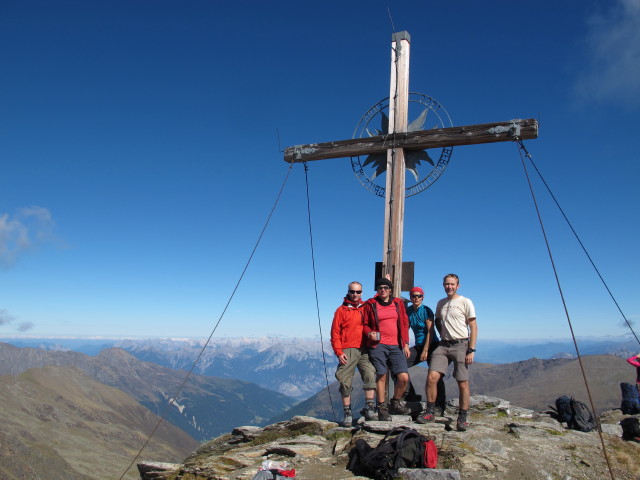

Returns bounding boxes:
[117,162,295,480]
[303,162,338,423]
[516,140,615,480]
[386,5,396,33]
[516,139,638,346]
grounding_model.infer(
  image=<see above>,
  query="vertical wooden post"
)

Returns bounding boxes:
[382,31,410,297]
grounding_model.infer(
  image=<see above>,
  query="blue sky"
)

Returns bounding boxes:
[1,0,638,342]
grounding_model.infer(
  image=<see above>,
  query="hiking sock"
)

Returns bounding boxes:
[342,406,352,426]
[362,401,377,421]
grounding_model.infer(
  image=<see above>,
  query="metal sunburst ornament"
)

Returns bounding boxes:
[351,93,454,198]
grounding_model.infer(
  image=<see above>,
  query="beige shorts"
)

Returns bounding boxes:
[335,347,376,397]
[429,340,469,382]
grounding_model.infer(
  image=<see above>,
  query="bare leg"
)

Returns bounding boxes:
[376,374,387,403]
[364,388,375,402]
[427,371,442,403]
[393,372,409,399]
[457,380,470,410]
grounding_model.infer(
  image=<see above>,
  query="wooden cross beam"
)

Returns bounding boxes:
[283,118,538,163]
[283,31,538,295]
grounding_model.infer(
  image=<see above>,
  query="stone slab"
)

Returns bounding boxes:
[398,468,461,480]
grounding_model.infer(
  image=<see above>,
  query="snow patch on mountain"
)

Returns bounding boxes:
[115,337,333,400]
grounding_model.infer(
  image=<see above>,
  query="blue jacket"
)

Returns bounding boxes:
[406,303,438,346]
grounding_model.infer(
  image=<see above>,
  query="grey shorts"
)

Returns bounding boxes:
[335,347,376,397]
[429,340,470,382]
[369,344,409,376]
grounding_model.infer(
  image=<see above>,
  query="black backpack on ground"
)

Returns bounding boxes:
[347,426,435,480]
[620,382,640,415]
[620,417,640,441]
[347,439,374,477]
[553,396,596,432]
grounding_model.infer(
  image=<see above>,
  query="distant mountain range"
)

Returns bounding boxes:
[3,335,638,401]
[4,336,332,400]
[0,342,295,441]
[475,337,639,364]
[117,337,330,400]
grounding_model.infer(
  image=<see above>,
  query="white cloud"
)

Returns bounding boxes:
[574,0,640,108]
[0,206,55,267]
[0,309,15,326]
[17,321,34,332]
[0,310,35,332]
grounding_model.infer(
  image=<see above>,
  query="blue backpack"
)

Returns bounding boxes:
[620,382,640,415]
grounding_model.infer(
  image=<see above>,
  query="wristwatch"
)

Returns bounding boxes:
[467,348,476,354]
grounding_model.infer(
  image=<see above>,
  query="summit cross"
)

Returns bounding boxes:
[284,31,538,295]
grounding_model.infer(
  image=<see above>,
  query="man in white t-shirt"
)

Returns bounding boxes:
[416,273,477,431]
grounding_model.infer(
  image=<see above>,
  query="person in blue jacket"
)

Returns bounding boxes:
[405,286,447,417]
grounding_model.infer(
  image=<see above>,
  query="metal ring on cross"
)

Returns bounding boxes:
[351,92,453,198]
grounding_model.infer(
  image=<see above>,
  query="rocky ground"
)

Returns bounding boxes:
[137,396,640,480]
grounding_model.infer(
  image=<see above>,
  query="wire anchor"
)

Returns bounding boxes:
[487,120,521,138]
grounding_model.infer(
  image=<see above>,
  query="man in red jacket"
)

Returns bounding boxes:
[330,281,377,427]
[363,277,412,421]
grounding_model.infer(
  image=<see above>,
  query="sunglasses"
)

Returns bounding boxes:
[411,294,423,298]
[376,286,391,291]
[348,289,362,294]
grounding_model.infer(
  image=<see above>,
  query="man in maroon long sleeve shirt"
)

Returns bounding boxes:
[363,277,412,421]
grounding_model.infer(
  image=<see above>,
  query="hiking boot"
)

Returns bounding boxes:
[378,402,391,421]
[416,405,435,424]
[341,408,353,427]
[361,402,377,421]
[389,397,411,415]
[456,415,469,431]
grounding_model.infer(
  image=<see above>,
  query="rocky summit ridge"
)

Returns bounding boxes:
[137,396,640,480]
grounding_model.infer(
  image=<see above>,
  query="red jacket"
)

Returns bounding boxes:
[362,297,409,348]
[330,299,366,356]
